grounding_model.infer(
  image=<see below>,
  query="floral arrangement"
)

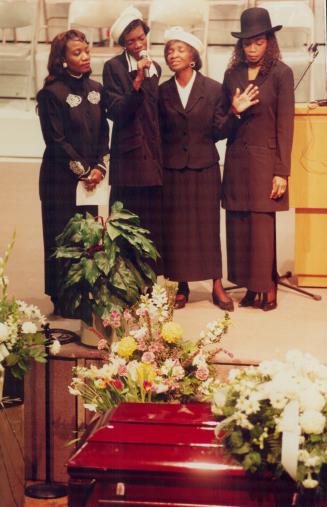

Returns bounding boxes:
[0,234,60,381]
[211,349,327,492]
[69,283,232,412]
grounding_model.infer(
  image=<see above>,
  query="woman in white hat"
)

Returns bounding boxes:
[221,8,294,311]
[159,26,258,309]
[102,6,163,274]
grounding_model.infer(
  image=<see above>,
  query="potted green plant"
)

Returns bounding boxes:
[54,201,159,346]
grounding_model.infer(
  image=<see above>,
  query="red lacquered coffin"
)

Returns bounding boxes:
[67,402,295,507]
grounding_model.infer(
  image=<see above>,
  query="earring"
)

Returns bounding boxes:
[190,61,195,68]
[63,62,68,68]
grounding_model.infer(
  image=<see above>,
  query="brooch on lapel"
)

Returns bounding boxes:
[87,91,101,105]
[66,94,82,108]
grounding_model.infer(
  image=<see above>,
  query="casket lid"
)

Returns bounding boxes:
[67,403,238,475]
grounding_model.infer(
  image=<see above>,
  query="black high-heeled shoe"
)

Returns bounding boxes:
[212,291,234,312]
[239,290,258,308]
[174,282,190,309]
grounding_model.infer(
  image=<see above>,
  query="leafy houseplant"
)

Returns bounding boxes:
[54,201,159,331]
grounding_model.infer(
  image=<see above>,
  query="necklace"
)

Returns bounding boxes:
[67,70,83,79]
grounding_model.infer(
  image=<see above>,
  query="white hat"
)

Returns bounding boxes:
[111,6,143,44]
[163,26,204,54]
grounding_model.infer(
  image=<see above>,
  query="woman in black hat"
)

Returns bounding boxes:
[220,7,295,310]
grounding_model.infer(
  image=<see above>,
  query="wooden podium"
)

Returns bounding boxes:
[289,104,327,287]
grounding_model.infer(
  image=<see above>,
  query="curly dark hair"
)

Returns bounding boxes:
[228,33,281,75]
[43,29,90,85]
[118,19,150,47]
[164,41,202,71]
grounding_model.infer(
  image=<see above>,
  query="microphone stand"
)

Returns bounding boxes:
[294,43,319,91]
[25,325,79,499]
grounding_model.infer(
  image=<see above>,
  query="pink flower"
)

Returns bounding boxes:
[97,338,107,350]
[137,338,147,351]
[118,364,128,376]
[123,309,132,321]
[102,319,111,328]
[142,351,156,364]
[195,366,209,381]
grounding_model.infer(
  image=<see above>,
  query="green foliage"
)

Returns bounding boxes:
[54,202,159,326]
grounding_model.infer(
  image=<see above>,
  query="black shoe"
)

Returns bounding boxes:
[239,290,258,308]
[174,282,190,309]
[212,291,234,312]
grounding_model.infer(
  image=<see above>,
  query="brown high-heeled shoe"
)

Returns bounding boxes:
[174,282,190,309]
[212,291,234,312]
[260,285,277,311]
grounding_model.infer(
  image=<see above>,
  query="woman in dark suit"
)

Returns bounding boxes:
[37,29,109,315]
[159,27,258,310]
[102,6,163,274]
[221,7,294,310]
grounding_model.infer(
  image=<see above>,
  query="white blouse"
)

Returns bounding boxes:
[175,70,196,109]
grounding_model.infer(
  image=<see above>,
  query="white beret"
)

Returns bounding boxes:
[111,6,143,44]
[163,26,204,54]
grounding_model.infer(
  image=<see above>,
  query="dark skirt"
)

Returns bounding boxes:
[109,185,163,275]
[42,201,97,302]
[226,210,277,292]
[162,165,222,281]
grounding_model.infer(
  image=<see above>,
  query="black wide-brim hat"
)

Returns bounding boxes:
[231,7,282,39]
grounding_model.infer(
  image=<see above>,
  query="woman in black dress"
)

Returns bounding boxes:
[102,6,163,274]
[159,27,258,310]
[37,29,109,315]
[221,8,294,311]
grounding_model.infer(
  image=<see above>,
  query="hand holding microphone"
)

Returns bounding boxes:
[138,49,151,78]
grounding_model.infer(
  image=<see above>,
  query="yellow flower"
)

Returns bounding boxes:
[117,336,138,358]
[136,363,156,384]
[161,321,183,344]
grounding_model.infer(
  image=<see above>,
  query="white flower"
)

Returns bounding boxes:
[0,322,9,341]
[303,477,319,489]
[299,387,325,412]
[49,339,61,355]
[192,352,207,368]
[212,387,228,410]
[155,383,169,394]
[172,362,185,379]
[0,343,10,362]
[68,385,81,396]
[300,410,326,434]
[228,368,241,381]
[84,403,97,412]
[21,321,37,334]
[127,360,139,382]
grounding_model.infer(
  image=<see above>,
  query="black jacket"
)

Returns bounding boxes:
[103,53,162,187]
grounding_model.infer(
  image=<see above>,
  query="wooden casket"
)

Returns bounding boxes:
[67,402,296,507]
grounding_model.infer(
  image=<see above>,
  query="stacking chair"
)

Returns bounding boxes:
[0,0,39,106]
[67,0,126,47]
[147,0,210,74]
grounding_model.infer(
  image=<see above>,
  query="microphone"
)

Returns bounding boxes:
[139,49,150,78]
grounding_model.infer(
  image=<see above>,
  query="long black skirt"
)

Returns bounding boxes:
[109,185,163,275]
[162,165,222,281]
[42,200,97,302]
[226,210,277,292]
